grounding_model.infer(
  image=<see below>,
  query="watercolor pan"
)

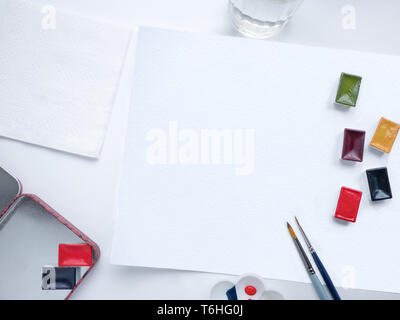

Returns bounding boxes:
[59,243,93,267]
[335,187,362,223]
[335,73,362,107]
[370,117,400,153]
[341,128,365,162]
[366,167,392,201]
[42,266,77,290]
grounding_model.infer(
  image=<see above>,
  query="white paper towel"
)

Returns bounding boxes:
[0,0,132,157]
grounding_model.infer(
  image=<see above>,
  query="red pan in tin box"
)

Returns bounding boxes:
[0,167,100,299]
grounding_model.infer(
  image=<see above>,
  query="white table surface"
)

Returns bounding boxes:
[2,0,400,299]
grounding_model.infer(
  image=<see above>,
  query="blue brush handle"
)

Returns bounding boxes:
[312,252,341,300]
[309,273,330,300]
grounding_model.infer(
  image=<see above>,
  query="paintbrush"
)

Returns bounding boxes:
[287,222,330,300]
[295,217,341,300]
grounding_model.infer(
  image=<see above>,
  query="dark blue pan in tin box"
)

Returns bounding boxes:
[0,167,100,299]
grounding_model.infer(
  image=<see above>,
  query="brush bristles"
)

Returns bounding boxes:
[287,222,297,239]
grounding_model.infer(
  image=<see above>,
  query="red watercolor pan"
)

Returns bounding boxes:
[59,243,93,267]
[335,186,362,223]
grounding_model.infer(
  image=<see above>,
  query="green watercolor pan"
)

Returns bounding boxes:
[335,72,362,107]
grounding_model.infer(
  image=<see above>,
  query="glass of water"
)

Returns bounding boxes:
[229,0,304,39]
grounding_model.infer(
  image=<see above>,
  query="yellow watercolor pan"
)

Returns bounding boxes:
[370,117,400,153]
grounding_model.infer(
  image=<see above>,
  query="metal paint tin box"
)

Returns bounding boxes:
[0,167,100,299]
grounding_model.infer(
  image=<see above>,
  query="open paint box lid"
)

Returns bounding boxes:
[0,167,100,299]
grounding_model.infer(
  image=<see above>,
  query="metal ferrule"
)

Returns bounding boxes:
[294,238,315,275]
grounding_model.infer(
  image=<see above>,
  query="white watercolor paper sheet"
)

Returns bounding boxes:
[112,27,400,293]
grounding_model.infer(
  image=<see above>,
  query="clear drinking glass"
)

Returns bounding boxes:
[229,0,304,39]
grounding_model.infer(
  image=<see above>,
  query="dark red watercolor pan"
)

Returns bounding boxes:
[341,128,366,162]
